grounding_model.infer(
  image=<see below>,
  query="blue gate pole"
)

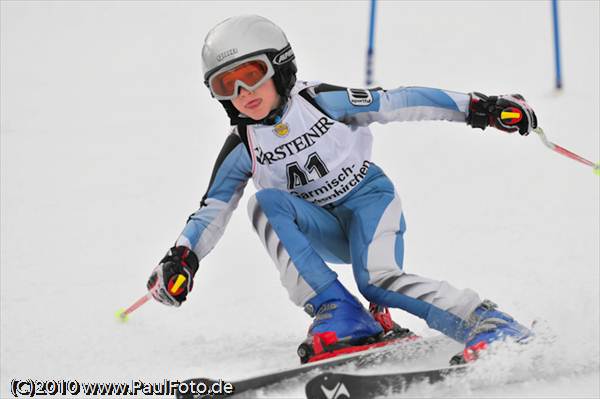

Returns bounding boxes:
[365,0,377,86]
[552,0,563,89]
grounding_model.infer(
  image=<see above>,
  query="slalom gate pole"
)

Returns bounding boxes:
[551,0,563,90]
[365,0,377,85]
[534,127,599,175]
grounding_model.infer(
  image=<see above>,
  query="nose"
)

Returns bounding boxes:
[238,86,252,97]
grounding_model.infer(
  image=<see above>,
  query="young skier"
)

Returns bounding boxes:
[147,15,535,363]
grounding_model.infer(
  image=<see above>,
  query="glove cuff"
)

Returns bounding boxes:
[163,246,199,276]
[467,92,495,130]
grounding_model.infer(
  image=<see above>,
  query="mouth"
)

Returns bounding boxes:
[245,98,262,109]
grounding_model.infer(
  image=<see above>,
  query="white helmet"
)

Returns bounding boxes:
[201,15,297,124]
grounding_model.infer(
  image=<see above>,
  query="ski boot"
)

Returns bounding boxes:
[450,299,532,364]
[297,281,414,363]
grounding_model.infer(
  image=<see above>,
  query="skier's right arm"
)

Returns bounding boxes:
[147,128,252,306]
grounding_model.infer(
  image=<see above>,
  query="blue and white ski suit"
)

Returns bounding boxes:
[176,81,482,342]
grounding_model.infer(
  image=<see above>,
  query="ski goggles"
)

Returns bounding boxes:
[207,54,275,100]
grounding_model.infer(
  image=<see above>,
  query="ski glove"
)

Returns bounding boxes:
[467,92,537,136]
[147,246,199,307]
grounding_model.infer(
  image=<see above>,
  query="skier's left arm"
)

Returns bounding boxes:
[305,84,537,135]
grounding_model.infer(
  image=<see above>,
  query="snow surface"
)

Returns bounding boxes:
[1,1,599,398]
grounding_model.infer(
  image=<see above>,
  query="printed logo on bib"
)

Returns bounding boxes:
[273,122,290,138]
[347,88,373,106]
[254,117,334,165]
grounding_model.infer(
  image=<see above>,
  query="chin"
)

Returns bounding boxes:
[247,108,270,121]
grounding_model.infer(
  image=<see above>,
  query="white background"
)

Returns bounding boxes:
[1,1,598,397]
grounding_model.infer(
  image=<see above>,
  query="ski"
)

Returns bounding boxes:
[175,336,450,399]
[305,364,469,399]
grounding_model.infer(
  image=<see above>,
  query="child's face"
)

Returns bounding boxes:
[231,79,281,121]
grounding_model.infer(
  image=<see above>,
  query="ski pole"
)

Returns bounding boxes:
[115,291,152,323]
[534,127,600,175]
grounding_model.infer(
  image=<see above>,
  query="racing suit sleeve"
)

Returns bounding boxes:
[302,83,471,127]
[175,128,252,261]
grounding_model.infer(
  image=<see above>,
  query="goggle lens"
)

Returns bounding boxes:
[210,60,270,98]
